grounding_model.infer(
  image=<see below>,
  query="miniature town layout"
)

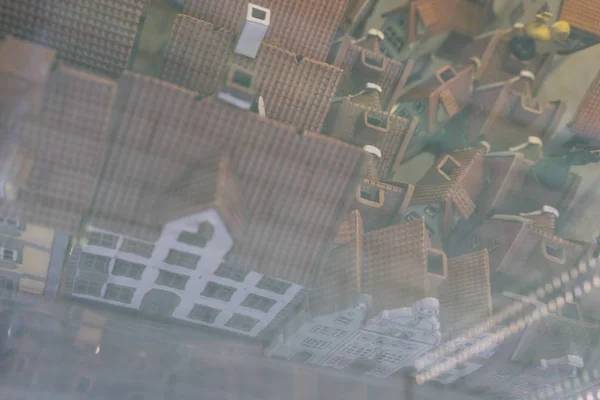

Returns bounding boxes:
[1,0,600,399]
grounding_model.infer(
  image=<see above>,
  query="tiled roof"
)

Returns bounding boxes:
[362,219,428,312]
[1,65,116,233]
[559,0,600,36]
[326,97,414,179]
[439,250,491,335]
[450,0,491,38]
[310,210,364,316]
[521,212,557,234]
[474,79,565,151]
[511,314,600,365]
[181,0,348,62]
[411,147,485,219]
[460,29,555,94]
[571,68,600,140]
[331,36,406,108]
[157,155,247,244]
[162,15,342,132]
[398,65,474,133]
[0,0,149,77]
[87,73,366,286]
[416,0,438,27]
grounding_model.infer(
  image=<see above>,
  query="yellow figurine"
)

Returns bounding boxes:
[524,12,571,42]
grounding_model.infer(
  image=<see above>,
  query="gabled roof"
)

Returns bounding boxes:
[325,91,415,179]
[332,34,408,108]
[86,73,366,286]
[309,210,364,317]
[397,65,474,133]
[472,74,566,151]
[182,0,347,62]
[157,155,247,244]
[459,28,555,94]
[485,215,589,287]
[0,65,116,233]
[411,147,486,219]
[439,250,492,335]
[511,310,600,366]
[559,0,600,37]
[571,68,600,141]
[162,15,342,132]
[0,0,149,77]
[362,218,429,312]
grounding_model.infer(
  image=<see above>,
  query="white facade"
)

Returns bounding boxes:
[71,209,302,337]
[269,298,442,379]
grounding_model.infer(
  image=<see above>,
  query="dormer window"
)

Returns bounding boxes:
[437,67,456,83]
[232,70,252,88]
[437,155,460,179]
[357,183,384,208]
[542,242,565,263]
[360,189,380,202]
[416,15,426,35]
[413,101,426,114]
[365,111,389,130]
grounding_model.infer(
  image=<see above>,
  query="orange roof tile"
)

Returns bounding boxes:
[182,0,348,62]
[559,0,600,36]
[162,15,342,132]
[362,219,429,312]
[411,147,485,219]
[416,0,438,27]
[0,0,149,77]
[571,69,600,140]
[86,73,366,286]
[439,250,492,335]
[310,210,364,316]
[1,65,116,233]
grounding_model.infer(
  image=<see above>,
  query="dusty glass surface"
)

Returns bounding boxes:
[0,0,600,399]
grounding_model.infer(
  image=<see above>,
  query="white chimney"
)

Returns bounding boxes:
[235,3,271,59]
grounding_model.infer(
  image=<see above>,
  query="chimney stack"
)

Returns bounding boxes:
[235,3,271,59]
[363,145,382,181]
[355,29,385,52]
[217,65,257,110]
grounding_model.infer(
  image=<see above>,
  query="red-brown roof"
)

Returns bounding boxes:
[559,0,600,37]
[1,65,116,233]
[0,0,148,77]
[459,29,555,94]
[162,15,342,132]
[571,68,600,141]
[362,218,429,312]
[398,65,475,133]
[86,73,366,286]
[411,147,485,219]
[325,95,414,179]
[182,0,348,62]
[332,36,407,108]
[310,210,364,316]
[439,250,492,335]
[473,77,566,151]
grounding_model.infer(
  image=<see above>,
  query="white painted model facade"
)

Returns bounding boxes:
[71,209,302,337]
[269,298,442,379]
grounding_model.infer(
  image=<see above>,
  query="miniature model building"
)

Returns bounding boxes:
[0,35,370,337]
[324,83,416,180]
[3,0,600,396]
[161,13,342,132]
[0,0,149,77]
[570,67,600,143]
[329,29,411,109]
[392,64,476,160]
